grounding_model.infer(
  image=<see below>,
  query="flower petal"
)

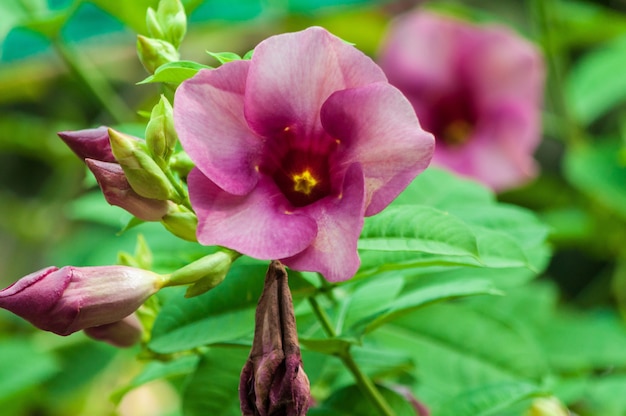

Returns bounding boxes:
[188,168,318,259]
[244,26,387,139]
[174,61,262,196]
[282,163,365,282]
[321,82,434,216]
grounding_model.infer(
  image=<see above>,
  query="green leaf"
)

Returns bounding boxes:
[309,384,417,416]
[206,51,242,64]
[149,259,266,353]
[87,0,158,33]
[111,355,199,404]
[358,205,481,273]
[353,276,501,336]
[539,310,626,372]
[0,338,59,402]
[566,34,626,125]
[137,60,211,85]
[435,382,544,416]
[182,348,248,416]
[371,301,549,400]
[564,140,626,220]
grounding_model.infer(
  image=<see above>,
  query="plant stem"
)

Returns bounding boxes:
[307,296,395,416]
[53,40,132,124]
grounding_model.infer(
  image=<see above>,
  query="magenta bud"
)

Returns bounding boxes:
[58,126,117,162]
[0,266,166,336]
[239,261,311,416]
[85,159,170,221]
[84,313,143,348]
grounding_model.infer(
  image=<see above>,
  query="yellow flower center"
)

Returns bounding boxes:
[443,119,472,146]
[292,170,318,195]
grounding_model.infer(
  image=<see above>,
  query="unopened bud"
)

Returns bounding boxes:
[146,0,186,49]
[58,126,116,162]
[84,314,143,348]
[137,35,179,74]
[108,128,176,200]
[239,261,311,416]
[86,159,169,221]
[525,397,569,416]
[0,265,166,336]
[161,204,198,241]
[170,151,195,178]
[167,249,239,298]
[146,95,177,165]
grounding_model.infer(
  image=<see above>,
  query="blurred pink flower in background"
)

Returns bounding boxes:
[175,27,434,282]
[379,11,544,191]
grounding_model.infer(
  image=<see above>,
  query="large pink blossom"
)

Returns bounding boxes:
[379,11,544,191]
[174,27,434,282]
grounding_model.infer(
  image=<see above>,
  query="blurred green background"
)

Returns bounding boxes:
[2,0,626,415]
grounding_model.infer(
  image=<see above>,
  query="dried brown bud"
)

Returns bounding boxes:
[239,261,311,416]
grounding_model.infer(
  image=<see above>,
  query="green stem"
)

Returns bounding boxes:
[307,296,395,416]
[53,40,132,124]
[531,0,582,145]
[164,167,192,209]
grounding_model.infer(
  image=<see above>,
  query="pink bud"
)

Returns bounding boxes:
[85,159,170,221]
[84,313,143,348]
[58,126,118,162]
[0,266,165,336]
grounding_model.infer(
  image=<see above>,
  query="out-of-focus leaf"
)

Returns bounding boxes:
[151,258,308,353]
[566,35,626,125]
[539,310,626,372]
[434,382,543,416]
[564,140,626,220]
[111,355,199,404]
[309,384,417,416]
[137,60,211,85]
[86,0,157,33]
[182,348,248,416]
[299,337,356,356]
[0,338,59,402]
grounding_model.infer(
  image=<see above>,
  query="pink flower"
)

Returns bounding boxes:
[174,27,434,281]
[379,11,544,191]
[0,266,165,336]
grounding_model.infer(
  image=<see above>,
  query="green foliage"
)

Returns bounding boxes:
[137,61,211,85]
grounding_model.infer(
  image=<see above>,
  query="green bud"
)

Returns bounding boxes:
[108,128,176,200]
[155,0,187,49]
[137,35,179,74]
[146,7,165,41]
[165,250,240,297]
[525,397,569,416]
[161,204,198,242]
[170,151,195,178]
[146,95,177,166]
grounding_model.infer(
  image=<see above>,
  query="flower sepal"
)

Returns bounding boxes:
[108,128,177,201]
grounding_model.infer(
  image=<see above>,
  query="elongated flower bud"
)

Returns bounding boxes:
[85,159,170,221]
[84,313,143,348]
[146,0,187,49]
[137,35,179,74]
[239,261,311,416]
[145,95,178,165]
[108,128,176,200]
[58,126,117,162]
[0,266,166,336]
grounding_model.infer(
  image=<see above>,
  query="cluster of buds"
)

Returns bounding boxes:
[137,0,186,74]
[58,96,196,241]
